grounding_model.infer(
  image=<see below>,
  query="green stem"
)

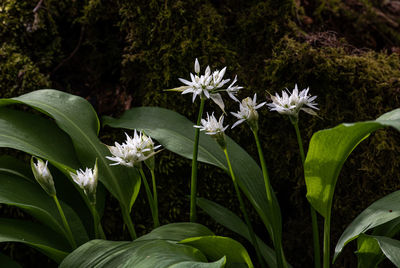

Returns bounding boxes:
[121,206,137,240]
[323,212,331,268]
[293,121,321,268]
[150,169,159,227]
[223,149,265,267]
[52,195,77,249]
[98,222,106,239]
[190,97,205,222]
[90,204,106,239]
[139,167,159,228]
[253,130,287,268]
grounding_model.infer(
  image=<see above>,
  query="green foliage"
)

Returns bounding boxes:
[334,190,400,263]
[103,106,283,242]
[0,90,141,212]
[60,223,251,268]
[197,197,279,268]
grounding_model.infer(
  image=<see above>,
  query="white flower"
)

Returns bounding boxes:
[226,75,243,102]
[231,93,266,129]
[106,131,161,167]
[31,157,56,196]
[267,84,318,117]
[194,112,228,135]
[177,59,242,111]
[70,161,98,205]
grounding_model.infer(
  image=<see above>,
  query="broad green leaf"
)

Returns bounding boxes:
[334,190,400,261]
[135,222,215,242]
[0,155,33,181]
[197,197,285,268]
[355,217,400,268]
[0,252,22,268]
[0,107,80,172]
[356,235,383,268]
[0,106,103,230]
[0,90,140,211]
[60,239,223,268]
[103,107,282,243]
[305,108,400,219]
[0,173,88,246]
[358,235,400,267]
[180,236,253,268]
[169,257,226,268]
[0,218,69,263]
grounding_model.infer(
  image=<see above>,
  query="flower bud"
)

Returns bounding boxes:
[194,58,200,74]
[70,159,98,205]
[31,157,56,196]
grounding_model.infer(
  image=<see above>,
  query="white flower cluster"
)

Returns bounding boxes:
[231,93,266,129]
[178,58,242,111]
[267,84,318,117]
[194,84,318,136]
[70,164,98,204]
[106,131,161,167]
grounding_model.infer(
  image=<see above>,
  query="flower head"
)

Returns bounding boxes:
[106,130,161,168]
[195,112,229,135]
[195,112,228,149]
[267,84,318,118]
[31,157,56,196]
[70,160,98,205]
[231,93,266,129]
[176,59,242,112]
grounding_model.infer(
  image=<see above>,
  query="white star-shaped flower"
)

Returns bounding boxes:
[231,93,266,129]
[194,112,229,135]
[177,59,242,112]
[267,84,318,117]
[106,131,161,167]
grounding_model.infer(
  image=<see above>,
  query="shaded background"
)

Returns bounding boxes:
[1,0,400,267]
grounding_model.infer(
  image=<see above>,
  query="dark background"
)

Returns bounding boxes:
[1,0,400,267]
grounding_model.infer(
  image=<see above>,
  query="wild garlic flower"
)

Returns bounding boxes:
[31,157,56,196]
[267,84,318,118]
[231,93,266,130]
[195,112,229,135]
[70,161,98,205]
[195,112,228,149]
[177,58,243,112]
[106,131,161,168]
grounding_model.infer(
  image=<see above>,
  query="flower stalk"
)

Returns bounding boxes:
[150,169,159,227]
[292,119,321,268]
[190,97,205,222]
[252,130,287,268]
[52,195,77,249]
[139,167,159,228]
[89,203,106,239]
[121,206,137,240]
[223,148,265,267]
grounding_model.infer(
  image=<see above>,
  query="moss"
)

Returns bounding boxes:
[304,0,400,50]
[0,44,50,97]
